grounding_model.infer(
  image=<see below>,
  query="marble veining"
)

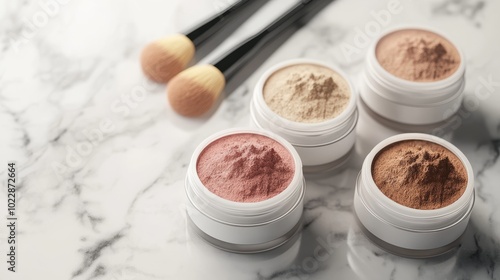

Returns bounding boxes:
[1,0,499,279]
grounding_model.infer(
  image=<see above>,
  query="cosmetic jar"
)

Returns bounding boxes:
[356,98,455,157]
[361,26,465,124]
[357,27,465,151]
[353,133,474,258]
[250,59,358,173]
[185,128,305,253]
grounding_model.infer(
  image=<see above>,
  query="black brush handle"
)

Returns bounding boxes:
[185,0,253,47]
[213,0,316,77]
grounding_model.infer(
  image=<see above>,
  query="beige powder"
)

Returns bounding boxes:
[263,64,351,123]
[376,29,461,82]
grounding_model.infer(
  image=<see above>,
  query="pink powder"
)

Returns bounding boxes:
[196,133,295,203]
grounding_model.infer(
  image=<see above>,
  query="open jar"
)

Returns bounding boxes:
[357,26,466,154]
[250,59,358,173]
[354,133,474,258]
[185,128,305,253]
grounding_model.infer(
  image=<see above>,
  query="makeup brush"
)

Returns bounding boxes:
[168,0,325,117]
[141,0,256,83]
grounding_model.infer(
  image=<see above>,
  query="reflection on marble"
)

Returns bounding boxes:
[0,0,499,279]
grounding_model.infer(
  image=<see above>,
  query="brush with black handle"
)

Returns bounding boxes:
[141,0,260,83]
[168,0,328,117]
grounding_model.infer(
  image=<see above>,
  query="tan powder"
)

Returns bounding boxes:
[372,140,467,210]
[376,29,461,82]
[263,64,351,123]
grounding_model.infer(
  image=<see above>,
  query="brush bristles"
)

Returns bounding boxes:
[167,65,225,117]
[140,34,195,83]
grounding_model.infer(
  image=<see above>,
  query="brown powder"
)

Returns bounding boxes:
[372,140,467,210]
[263,64,351,123]
[376,29,461,82]
[197,133,295,203]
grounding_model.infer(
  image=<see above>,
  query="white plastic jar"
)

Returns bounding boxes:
[250,59,358,173]
[353,133,474,258]
[185,128,305,253]
[357,26,466,152]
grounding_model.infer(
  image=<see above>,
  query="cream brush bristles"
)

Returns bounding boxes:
[139,0,254,83]
[167,65,225,117]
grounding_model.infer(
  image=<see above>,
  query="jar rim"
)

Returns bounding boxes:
[254,58,358,133]
[369,25,466,91]
[187,128,304,219]
[362,133,474,218]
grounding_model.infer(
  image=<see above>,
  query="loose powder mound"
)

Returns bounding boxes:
[376,29,461,82]
[263,64,351,123]
[196,133,295,203]
[372,140,467,210]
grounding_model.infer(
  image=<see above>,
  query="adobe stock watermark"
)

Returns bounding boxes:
[51,79,160,179]
[9,0,72,52]
[287,231,340,280]
[339,0,403,62]
[432,74,500,137]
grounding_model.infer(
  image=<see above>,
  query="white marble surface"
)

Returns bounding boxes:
[1,0,500,279]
